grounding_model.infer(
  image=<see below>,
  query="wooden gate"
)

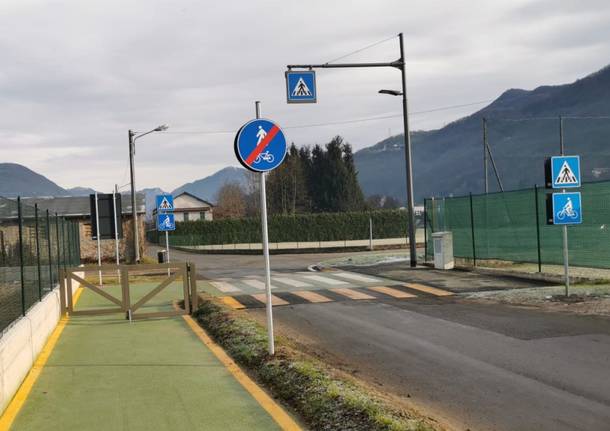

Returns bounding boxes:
[60,262,198,319]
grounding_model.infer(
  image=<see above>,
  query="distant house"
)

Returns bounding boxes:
[153,192,213,223]
[21,194,146,263]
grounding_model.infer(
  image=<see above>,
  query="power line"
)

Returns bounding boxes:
[489,115,610,122]
[325,35,397,64]
[159,99,494,135]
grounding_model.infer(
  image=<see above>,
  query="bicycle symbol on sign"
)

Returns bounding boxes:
[254,151,275,164]
[160,215,174,229]
[556,197,579,221]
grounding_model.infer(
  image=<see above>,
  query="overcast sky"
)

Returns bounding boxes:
[2,0,610,192]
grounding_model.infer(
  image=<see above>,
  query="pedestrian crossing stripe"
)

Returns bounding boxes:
[242,279,277,290]
[368,286,416,299]
[291,290,333,303]
[273,277,312,288]
[251,293,289,306]
[302,275,349,285]
[332,288,376,300]
[210,281,240,293]
[331,272,381,283]
[291,77,312,97]
[554,161,578,185]
[220,296,246,309]
[403,283,453,296]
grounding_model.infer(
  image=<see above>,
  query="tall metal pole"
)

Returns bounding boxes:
[113,185,121,283]
[256,100,275,355]
[128,130,140,263]
[113,185,120,266]
[399,33,417,268]
[165,230,170,276]
[559,115,569,295]
[483,117,489,194]
[17,197,26,315]
[34,204,42,300]
[94,192,103,286]
[46,210,53,290]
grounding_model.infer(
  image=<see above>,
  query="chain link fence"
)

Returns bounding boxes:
[0,196,80,333]
[424,179,610,269]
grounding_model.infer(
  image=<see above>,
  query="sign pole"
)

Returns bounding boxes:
[165,230,170,276]
[559,116,570,296]
[94,192,103,286]
[113,185,120,282]
[256,100,275,355]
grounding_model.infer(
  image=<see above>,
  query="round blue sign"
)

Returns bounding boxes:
[234,119,287,173]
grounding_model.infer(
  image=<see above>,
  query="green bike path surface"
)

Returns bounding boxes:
[10,282,282,431]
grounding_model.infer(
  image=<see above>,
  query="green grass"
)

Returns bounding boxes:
[195,297,438,431]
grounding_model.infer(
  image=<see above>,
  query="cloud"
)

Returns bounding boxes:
[0,0,609,192]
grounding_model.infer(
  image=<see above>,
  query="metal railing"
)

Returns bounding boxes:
[0,196,80,333]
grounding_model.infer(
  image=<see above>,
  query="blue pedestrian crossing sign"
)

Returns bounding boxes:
[552,192,582,225]
[285,70,316,103]
[157,213,176,231]
[234,118,287,173]
[156,195,174,212]
[551,156,581,188]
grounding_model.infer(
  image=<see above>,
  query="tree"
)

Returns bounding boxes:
[266,143,311,215]
[214,182,246,219]
[243,171,260,217]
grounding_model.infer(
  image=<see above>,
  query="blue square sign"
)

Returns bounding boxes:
[551,156,581,189]
[286,70,316,103]
[156,195,174,212]
[552,192,582,225]
[157,213,176,231]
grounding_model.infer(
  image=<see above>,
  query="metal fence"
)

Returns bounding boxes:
[0,196,80,333]
[424,179,610,269]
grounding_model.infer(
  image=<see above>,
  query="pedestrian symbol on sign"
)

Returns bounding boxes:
[292,77,312,97]
[555,161,578,185]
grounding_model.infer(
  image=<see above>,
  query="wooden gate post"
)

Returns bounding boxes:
[189,263,198,314]
[59,269,67,316]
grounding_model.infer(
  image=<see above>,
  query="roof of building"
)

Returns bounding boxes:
[19,193,146,218]
[174,191,214,207]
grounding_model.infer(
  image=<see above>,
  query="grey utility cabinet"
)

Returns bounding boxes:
[432,231,454,270]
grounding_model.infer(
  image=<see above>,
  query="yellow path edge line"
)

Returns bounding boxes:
[182,315,301,431]
[0,287,83,431]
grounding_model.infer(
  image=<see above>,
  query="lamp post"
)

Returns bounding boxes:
[128,124,168,263]
[287,33,418,267]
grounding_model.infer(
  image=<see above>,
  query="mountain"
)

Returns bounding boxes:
[354,64,610,202]
[65,187,98,196]
[0,163,66,197]
[141,187,167,220]
[171,166,247,203]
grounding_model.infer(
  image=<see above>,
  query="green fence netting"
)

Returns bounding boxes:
[425,180,610,269]
[0,197,80,333]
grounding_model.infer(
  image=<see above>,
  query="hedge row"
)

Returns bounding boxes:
[149,210,411,246]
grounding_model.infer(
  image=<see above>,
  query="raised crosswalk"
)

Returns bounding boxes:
[204,270,455,310]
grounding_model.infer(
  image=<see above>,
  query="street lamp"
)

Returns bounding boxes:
[287,33,418,268]
[378,89,403,96]
[128,124,169,263]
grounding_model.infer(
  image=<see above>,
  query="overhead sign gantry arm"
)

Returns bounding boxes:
[286,33,418,268]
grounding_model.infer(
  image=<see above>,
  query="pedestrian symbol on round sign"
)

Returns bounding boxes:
[234,119,287,172]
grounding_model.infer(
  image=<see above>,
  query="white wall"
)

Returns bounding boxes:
[0,276,81,415]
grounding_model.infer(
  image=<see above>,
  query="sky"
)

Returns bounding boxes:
[1,0,610,192]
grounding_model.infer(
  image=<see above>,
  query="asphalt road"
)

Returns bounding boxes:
[161,247,610,431]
